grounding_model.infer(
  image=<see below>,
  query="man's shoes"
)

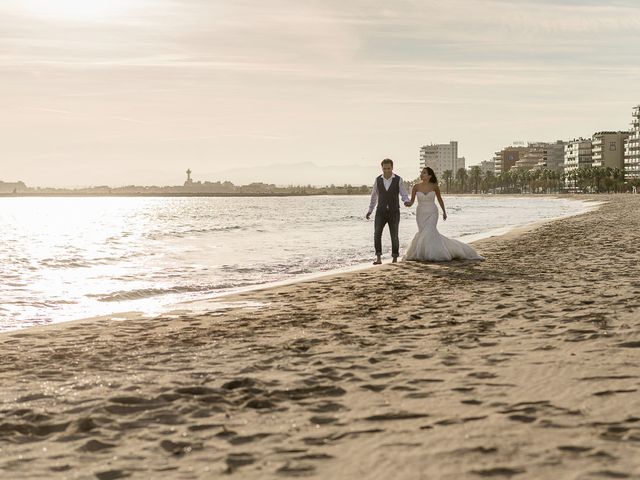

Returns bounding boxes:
[392,257,398,263]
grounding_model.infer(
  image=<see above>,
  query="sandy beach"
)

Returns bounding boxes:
[1,195,639,480]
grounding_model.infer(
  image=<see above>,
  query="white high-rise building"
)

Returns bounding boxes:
[564,138,592,190]
[624,105,640,180]
[419,141,465,181]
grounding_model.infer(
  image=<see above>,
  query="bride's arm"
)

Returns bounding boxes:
[434,186,447,220]
[406,184,417,207]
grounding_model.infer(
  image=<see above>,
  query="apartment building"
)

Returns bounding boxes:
[419,141,465,180]
[563,138,592,189]
[624,105,640,179]
[591,131,629,170]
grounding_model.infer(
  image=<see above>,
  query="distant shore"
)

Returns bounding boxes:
[0,192,340,197]
[0,191,628,198]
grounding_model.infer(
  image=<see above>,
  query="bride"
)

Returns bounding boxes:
[403,167,484,262]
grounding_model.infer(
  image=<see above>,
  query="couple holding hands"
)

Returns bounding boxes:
[366,158,483,265]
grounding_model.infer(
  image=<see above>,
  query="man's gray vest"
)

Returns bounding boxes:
[376,175,400,211]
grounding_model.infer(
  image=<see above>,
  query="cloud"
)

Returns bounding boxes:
[2,1,639,186]
[2,0,639,74]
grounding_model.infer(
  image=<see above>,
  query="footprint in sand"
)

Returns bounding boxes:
[557,445,592,453]
[360,384,386,392]
[95,470,131,480]
[309,401,346,413]
[309,416,339,425]
[79,439,116,452]
[364,412,429,422]
[470,466,525,477]
[228,432,273,446]
[225,452,255,471]
[276,462,316,476]
[160,439,199,455]
[585,470,632,479]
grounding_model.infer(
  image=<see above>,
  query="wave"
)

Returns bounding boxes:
[40,257,92,268]
[88,281,259,303]
[144,225,246,240]
[38,251,151,269]
[3,299,78,307]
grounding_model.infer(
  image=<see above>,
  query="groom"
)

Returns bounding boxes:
[365,158,410,264]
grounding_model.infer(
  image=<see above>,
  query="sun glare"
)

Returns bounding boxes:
[21,0,131,21]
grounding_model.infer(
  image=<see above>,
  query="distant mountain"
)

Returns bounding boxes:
[203,162,378,187]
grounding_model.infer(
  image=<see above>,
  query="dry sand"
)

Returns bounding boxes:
[1,195,639,479]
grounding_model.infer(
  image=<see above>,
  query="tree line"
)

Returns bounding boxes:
[434,166,637,194]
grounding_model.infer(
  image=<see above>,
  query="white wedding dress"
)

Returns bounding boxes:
[404,191,484,262]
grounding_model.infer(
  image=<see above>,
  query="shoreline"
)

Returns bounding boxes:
[1,195,598,335]
[1,192,629,198]
[1,195,638,479]
[167,195,601,313]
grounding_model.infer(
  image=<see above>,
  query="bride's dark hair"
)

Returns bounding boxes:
[423,167,438,184]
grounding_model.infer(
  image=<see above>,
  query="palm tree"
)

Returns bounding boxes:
[455,168,468,193]
[469,166,482,194]
[482,171,496,193]
[498,171,509,193]
[612,168,624,193]
[544,170,551,193]
[551,170,561,193]
[571,169,579,192]
[442,170,453,194]
[511,170,524,194]
[529,169,542,193]
[593,166,608,193]
[577,167,592,193]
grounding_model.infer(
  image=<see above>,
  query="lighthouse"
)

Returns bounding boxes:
[184,168,193,186]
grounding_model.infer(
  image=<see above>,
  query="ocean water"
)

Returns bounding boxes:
[0,195,591,331]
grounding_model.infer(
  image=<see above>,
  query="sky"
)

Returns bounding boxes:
[1,0,640,187]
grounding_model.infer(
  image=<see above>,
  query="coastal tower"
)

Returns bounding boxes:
[184,168,193,186]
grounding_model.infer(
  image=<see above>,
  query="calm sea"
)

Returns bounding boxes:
[0,195,591,331]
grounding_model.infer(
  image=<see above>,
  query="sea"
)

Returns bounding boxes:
[0,195,592,332]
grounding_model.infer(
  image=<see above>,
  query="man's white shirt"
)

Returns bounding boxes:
[367,174,410,215]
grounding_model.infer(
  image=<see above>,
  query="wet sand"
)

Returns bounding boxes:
[1,195,639,479]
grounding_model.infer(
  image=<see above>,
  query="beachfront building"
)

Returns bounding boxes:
[563,138,592,190]
[591,131,629,170]
[539,141,566,172]
[513,143,545,172]
[493,146,529,176]
[478,160,495,175]
[509,141,566,173]
[419,141,465,180]
[624,105,640,180]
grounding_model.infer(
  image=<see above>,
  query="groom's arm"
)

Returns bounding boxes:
[366,181,378,219]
